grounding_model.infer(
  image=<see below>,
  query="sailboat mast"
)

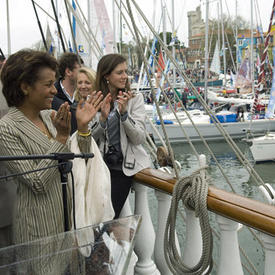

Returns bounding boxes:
[6,0,11,55]
[162,0,167,60]
[87,0,92,67]
[31,0,48,52]
[172,0,176,91]
[63,0,81,64]
[51,0,66,52]
[112,0,117,53]
[220,0,226,86]
[119,0,123,54]
[250,0,255,97]
[235,0,238,71]
[204,0,209,102]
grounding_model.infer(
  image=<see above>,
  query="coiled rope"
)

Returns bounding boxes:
[164,166,213,275]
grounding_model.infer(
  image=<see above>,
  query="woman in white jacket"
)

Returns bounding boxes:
[90,54,151,218]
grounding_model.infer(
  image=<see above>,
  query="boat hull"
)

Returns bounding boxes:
[249,133,275,162]
[148,119,275,144]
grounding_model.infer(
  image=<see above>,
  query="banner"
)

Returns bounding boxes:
[265,46,275,119]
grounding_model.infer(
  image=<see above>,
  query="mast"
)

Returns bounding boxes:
[64,0,81,63]
[220,0,226,87]
[87,0,92,67]
[119,0,122,54]
[112,0,117,52]
[172,0,176,93]
[250,0,255,97]
[235,0,238,71]
[6,0,11,55]
[51,0,66,52]
[0,48,5,59]
[204,0,209,102]
[31,0,48,52]
[163,1,167,60]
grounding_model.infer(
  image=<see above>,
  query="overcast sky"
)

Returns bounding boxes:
[0,0,273,55]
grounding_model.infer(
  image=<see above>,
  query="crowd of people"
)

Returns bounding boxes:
[0,49,151,272]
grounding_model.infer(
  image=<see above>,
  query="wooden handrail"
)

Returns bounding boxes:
[134,168,275,237]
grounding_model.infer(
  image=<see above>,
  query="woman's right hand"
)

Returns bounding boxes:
[100,93,112,122]
[51,102,71,144]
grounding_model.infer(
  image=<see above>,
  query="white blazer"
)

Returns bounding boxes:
[90,93,151,176]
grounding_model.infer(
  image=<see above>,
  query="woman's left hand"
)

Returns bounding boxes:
[117,90,133,114]
[76,91,103,132]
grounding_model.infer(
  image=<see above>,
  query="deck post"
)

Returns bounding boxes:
[261,233,275,275]
[182,208,203,267]
[132,181,160,275]
[154,190,173,274]
[216,215,243,275]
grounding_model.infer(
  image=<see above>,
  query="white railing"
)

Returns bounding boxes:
[122,160,275,274]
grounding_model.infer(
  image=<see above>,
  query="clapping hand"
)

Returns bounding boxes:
[51,102,71,144]
[117,90,133,114]
[100,93,112,122]
[76,91,103,132]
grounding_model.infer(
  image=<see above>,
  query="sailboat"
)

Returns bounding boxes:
[249,46,275,162]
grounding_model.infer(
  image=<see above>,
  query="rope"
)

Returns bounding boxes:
[126,0,180,179]
[164,166,213,275]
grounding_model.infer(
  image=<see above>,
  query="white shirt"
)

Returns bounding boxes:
[60,80,75,103]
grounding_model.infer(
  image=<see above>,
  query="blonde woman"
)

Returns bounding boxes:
[75,67,96,102]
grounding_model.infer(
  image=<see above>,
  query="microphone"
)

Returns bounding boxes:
[0,152,94,162]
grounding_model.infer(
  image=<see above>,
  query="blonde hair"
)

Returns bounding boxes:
[75,67,96,101]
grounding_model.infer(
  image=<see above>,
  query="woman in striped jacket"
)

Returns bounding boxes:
[0,49,104,274]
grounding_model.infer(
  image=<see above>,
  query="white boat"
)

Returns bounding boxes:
[147,106,275,143]
[150,118,275,143]
[249,132,275,162]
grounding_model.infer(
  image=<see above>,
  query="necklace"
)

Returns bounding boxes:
[41,128,52,139]
[33,118,52,140]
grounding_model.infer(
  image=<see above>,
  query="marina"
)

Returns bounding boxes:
[0,0,275,274]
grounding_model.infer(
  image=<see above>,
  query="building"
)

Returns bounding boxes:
[186,6,206,69]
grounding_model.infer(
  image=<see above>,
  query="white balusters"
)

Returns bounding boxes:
[216,215,243,275]
[182,154,205,267]
[261,233,275,275]
[132,181,160,275]
[154,190,173,274]
[182,208,203,267]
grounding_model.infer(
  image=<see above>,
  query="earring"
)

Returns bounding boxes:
[23,90,28,96]
[106,79,109,84]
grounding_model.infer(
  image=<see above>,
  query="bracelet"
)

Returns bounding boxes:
[77,130,91,137]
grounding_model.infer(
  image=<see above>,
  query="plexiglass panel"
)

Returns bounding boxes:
[0,215,141,275]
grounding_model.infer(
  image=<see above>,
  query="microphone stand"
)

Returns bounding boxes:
[0,152,94,232]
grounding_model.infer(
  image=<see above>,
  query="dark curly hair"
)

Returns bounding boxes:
[0,49,58,107]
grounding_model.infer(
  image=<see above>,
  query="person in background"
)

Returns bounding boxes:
[90,53,151,219]
[75,67,96,102]
[52,52,82,134]
[0,50,104,271]
[181,89,188,108]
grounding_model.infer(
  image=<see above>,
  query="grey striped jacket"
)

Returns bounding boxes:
[0,107,72,244]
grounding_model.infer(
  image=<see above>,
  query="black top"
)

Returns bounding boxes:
[52,79,78,135]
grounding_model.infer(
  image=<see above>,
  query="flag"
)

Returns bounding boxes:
[143,37,158,86]
[101,29,106,51]
[265,47,275,119]
[68,40,73,52]
[157,49,165,74]
[45,23,55,55]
